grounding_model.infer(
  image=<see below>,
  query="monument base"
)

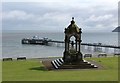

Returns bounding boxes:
[42,58,98,70]
[49,58,98,70]
[59,60,97,69]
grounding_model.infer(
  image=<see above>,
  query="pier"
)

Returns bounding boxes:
[49,40,120,54]
[48,40,120,49]
[22,38,120,55]
[22,38,120,48]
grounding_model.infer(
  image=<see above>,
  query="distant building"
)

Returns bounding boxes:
[112,26,120,47]
[112,26,120,32]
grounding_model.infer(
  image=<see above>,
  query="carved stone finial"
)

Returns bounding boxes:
[72,17,74,21]
[71,17,75,24]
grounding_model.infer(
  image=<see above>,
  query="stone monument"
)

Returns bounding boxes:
[50,17,98,69]
[63,17,83,63]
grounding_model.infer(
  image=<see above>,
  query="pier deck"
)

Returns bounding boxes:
[21,38,120,49]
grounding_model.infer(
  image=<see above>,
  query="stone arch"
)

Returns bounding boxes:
[69,36,76,49]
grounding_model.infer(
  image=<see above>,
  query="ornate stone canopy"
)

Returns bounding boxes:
[63,17,83,63]
[65,17,80,34]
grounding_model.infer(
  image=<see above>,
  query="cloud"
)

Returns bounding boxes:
[2,1,118,32]
[86,14,113,22]
[83,14,117,32]
[3,10,35,20]
[2,10,70,31]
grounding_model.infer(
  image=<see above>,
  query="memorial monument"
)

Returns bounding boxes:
[44,17,98,69]
[63,17,83,63]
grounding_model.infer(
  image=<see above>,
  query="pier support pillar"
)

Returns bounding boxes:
[87,46,92,52]
[104,47,109,53]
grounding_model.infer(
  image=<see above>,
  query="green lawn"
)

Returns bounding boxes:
[2,57,118,81]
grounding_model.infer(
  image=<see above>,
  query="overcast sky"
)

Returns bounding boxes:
[2,0,119,32]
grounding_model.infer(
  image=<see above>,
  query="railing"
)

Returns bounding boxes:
[48,40,120,49]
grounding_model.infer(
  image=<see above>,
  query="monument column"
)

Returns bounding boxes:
[79,40,80,52]
[68,40,70,51]
[76,39,77,51]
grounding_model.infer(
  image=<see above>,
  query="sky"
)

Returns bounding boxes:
[1,0,120,32]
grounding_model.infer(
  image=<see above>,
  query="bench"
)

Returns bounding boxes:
[98,53,107,57]
[3,58,12,61]
[17,56,26,60]
[114,53,120,56]
[84,54,92,58]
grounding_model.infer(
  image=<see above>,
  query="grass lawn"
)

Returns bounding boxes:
[2,57,118,81]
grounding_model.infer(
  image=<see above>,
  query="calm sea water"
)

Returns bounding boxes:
[2,30,118,59]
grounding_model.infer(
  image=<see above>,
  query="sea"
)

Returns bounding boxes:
[1,30,119,59]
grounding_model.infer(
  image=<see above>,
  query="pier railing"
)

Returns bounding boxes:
[22,38,120,49]
[48,40,120,49]
[21,38,120,54]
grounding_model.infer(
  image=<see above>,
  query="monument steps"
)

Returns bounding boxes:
[59,62,97,69]
[59,64,97,69]
[60,66,91,68]
[51,58,64,69]
[51,58,98,69]
[51,61,58,69]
